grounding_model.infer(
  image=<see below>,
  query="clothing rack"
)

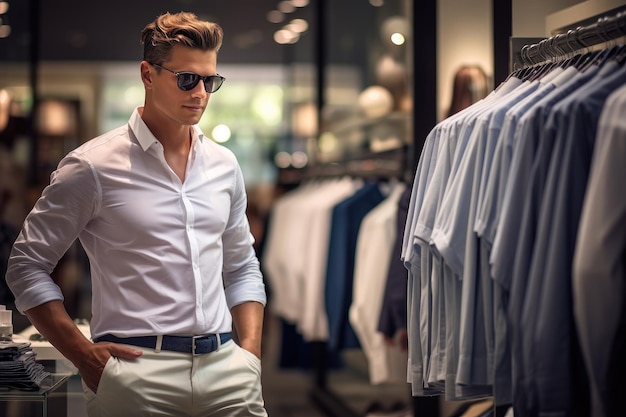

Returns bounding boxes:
[519,9,626,67]
[304,146,409,182]
[305,145,439,417]
[488,8,626,417]
[302,151,450,417]
[463,8,626,417]
[311,8,625,417]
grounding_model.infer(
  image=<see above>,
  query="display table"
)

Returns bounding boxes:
[15,323,90,365]
[0,373,72,417]
[0,326,90,417]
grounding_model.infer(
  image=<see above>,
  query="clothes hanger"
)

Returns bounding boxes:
[504,44,533,82]
[577,16,626,71]
[524,39,561,81]
[557,29,592,69]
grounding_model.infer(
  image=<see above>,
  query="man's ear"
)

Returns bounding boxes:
[140,61,153,89]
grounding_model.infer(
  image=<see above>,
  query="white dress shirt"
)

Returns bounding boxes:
[262,177,359,340]
[350,181,408,384]
[6,107,266,339]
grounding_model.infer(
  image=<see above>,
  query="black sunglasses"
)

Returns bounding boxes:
[151,63,225,93]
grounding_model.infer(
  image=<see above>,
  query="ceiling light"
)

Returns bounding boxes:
[278,1,296,13]
[291,0,309,7]
[391,33,405,45]
[286,18,308,33]
[274,29,299,44]
[267,10,284,23]
[381,16,409,47]
[0,24,10,38]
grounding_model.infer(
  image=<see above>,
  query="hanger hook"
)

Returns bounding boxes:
[574,25,591,54]
[565,29,581,55]
[520,44,531,67]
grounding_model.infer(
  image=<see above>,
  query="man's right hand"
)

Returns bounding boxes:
[78,342,143,393]
[24,301,143,393]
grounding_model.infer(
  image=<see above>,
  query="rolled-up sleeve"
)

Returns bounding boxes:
[6,154,99,313]
[221,165,266,309]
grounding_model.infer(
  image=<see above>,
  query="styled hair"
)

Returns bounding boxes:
[141,12,223,65]
[446,65,489,118]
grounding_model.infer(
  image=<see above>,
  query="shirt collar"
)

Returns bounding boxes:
[129,107,207,151]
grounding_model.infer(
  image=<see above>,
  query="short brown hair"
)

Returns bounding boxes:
[141,12,223,65]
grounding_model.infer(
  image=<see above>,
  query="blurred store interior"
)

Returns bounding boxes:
[1,0,625,416]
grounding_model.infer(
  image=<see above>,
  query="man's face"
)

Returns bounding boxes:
[147,45,219,127]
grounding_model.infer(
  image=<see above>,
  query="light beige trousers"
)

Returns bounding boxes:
[83,340,267,417]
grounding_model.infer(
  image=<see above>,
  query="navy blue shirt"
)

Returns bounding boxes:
[325,182,385,352]
[518,62,626,417]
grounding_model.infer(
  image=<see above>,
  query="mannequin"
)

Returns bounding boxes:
[446,64,489,117]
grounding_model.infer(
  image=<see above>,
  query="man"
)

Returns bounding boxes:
[5,11,267,417]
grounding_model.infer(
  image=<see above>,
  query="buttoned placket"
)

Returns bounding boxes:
[182,143,205,328]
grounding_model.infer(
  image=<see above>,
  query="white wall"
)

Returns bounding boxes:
[435,0,624,122]
[512,0,625,37]
[545,0,626,34]
[511,0,584,37]
[437,0,493,122]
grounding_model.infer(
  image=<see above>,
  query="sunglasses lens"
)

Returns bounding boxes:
[211,76,225,93]
[177,73,200,91]
[204,76,221,93]
[172,71,224,93]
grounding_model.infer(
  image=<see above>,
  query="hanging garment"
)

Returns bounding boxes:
[402,43,626,415]
[325,181,386,352]
[378,185,412,341]
[263,177,359,340]
[573,83,626,417]
[350,181,408,384]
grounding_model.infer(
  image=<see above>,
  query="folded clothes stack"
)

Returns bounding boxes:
[0,341,50,391]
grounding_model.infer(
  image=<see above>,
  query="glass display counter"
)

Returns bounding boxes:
[0,373,72,417]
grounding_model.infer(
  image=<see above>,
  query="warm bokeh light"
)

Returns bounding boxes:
[274,29,299,44]
[211,124,232,143]
[286,18,308,33]
[274,151,291,168]
[37,100,77,136]
[318,132,338,153]
[391,32,406,45]
[290,0,309,7]
[266,10,284,24]
[291,151,308,168]
[381,16,409,48]
[291,102,317,137]
[278,1,295,13]
[252,86,283,125]
[123,86,143,106]
[0,24,10,38]
[0,89,10,132]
